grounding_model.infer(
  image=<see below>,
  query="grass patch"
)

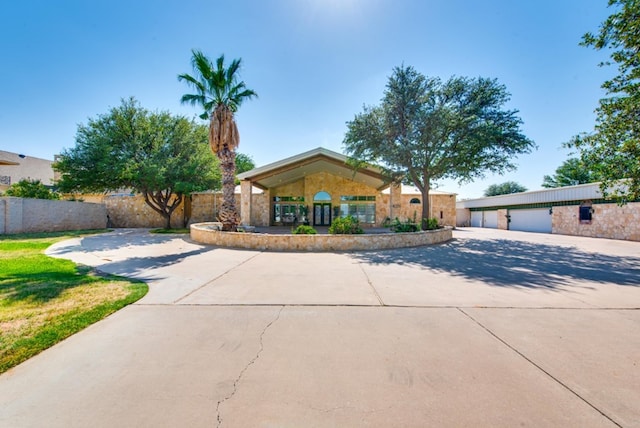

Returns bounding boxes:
[150,228,190,234]
[0,230,147,374]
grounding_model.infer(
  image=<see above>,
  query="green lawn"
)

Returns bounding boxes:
[0,230,148,374]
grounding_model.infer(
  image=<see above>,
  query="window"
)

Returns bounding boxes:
[314,191,331,201]
[273,196,304,202]
[273,196,305,223]
[339,195,376,224]
[579,205,593,224]
[340,195,375,201]
[409,198,421,204]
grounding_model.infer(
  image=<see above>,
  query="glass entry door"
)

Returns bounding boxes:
[313,203,331,226]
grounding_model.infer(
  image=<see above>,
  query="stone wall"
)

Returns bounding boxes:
[456,208,471,227]
[190,192,268,226]
[191,222,453,251]
[497,209,509,230]
[553,202,640,241]
[389,194,456,227]
[103,194,186,229]
[0,197,107,234]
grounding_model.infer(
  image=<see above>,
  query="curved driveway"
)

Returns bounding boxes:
[1,228,639,427]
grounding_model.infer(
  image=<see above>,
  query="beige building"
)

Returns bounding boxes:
[236,147,456,228]
[0,150,55,192]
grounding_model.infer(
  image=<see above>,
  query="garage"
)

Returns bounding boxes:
[508,208,552,233]
[483,210,498,229]
[470,211,483,227]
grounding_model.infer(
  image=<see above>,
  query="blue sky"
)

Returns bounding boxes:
[1,0,612,199]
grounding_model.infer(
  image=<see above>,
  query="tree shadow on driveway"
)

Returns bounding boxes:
[349,238,640,290]
[92,247,214,282]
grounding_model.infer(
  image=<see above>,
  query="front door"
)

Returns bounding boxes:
[313,203,331,226]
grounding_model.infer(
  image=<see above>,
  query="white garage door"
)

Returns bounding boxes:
[509,208,552,233]
[483,210,498,229]
[470,211,483,227]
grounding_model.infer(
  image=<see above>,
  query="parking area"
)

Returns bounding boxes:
[1,228,638,427]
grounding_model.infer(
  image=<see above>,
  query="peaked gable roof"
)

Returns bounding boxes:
[237,147,392,191]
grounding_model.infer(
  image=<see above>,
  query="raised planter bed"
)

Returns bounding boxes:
[190,222,452,252]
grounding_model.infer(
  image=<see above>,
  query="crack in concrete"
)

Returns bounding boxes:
[457,307,623,428]
[216,305,284,427]
[357,263,385,306]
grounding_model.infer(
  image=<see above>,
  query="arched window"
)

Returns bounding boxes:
[409,198,421,204]
[314,191,331,201]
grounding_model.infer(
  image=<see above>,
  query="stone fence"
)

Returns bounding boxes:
[0,197,107,234]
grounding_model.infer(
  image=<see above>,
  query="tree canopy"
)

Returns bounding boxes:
[179,50,257,230]
[54,98,220,228]
[567,0,640,201]
[3,179,59,199]
[484,181,528,196]
[235,152,256,176]
[542,158,601,188]
[343,65,535,229]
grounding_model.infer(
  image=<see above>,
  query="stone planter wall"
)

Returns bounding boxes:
[190,223,453,252]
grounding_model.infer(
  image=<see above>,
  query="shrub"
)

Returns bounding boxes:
[292,225,317,235]
[5,179,59,199]
[329,215,364,234]
[390,218,419,233]
[424,217,440,230]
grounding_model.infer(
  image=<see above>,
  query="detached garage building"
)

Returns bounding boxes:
[457,183,640,241]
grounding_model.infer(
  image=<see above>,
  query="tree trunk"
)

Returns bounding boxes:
[217,147,239,230]
[142,190,183,230]
[163,213,172,229]
[421,184,431,231]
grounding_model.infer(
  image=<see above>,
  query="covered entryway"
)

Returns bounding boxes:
[509,208,552,233]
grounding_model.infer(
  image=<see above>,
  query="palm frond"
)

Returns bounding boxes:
[180,93,207,107]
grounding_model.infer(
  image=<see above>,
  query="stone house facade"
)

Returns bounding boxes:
[236,147,456,228]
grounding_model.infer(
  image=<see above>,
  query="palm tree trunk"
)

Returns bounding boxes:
[217,147,239,230]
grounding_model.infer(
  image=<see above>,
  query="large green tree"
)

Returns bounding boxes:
[343,65,535,229]
[484,181,528,197]
[54,98,220,228]
[542,157,601,188]
[179,50,257,230]
[568,0,640,200]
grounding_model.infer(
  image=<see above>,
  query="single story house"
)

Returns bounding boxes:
[456,182,640,241]
[235,147,456,228]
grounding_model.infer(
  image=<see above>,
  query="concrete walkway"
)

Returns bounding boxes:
[1,228,639,427]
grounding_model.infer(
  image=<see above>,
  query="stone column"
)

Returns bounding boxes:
[390,183,402,220]
[240,180,253,226]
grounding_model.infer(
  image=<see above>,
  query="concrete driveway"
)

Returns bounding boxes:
[1,228,639,427]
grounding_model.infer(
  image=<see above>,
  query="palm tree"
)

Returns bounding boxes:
[178,50,257,230]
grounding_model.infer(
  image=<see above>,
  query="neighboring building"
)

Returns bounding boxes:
[456,182,640,241]
[0,150,55,192]
[236,147,456,227]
